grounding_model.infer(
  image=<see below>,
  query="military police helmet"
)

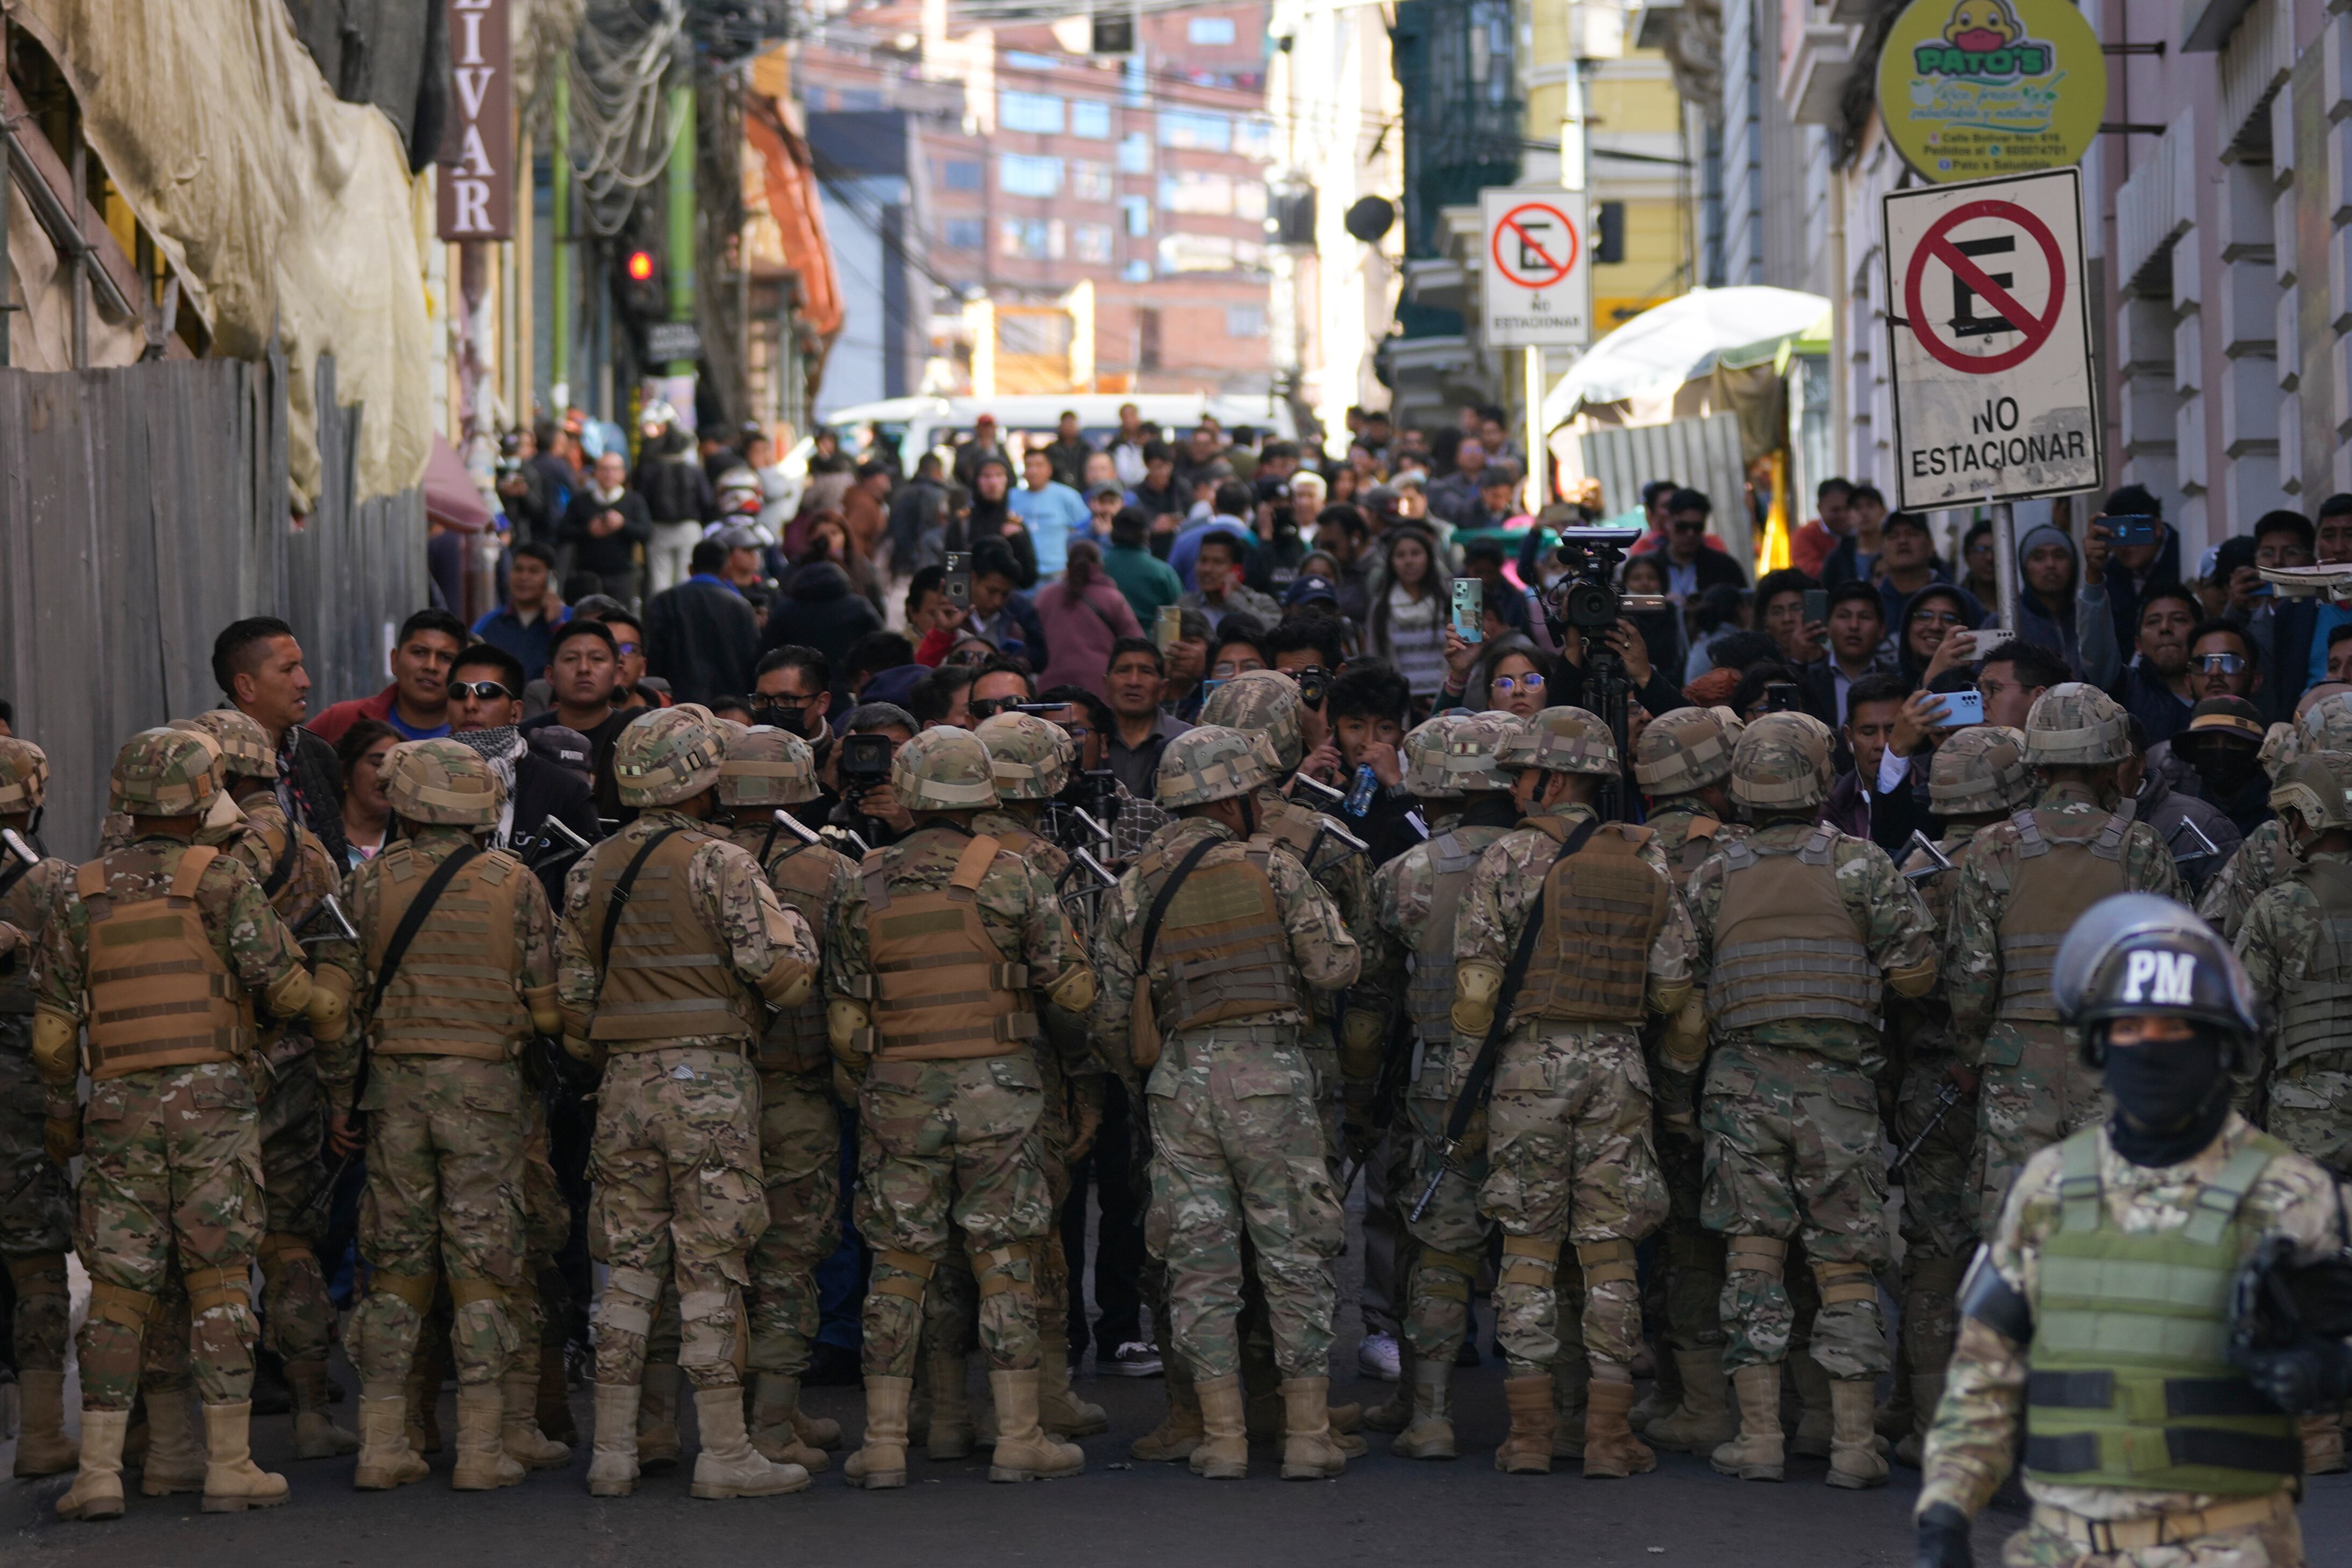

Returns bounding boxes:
[717,725,819,807]
[1157,725,1279,809]
[2270,750,2352,838]
[383,738,505,827]
[975,711,1076,802]
[2052,893,2263,1061]
[1634,705,1740,795]
[2296,690,2352,756]
[0,738,48,815]
[613,707,725,807]
[2023,682,2133,767]
[109,727,224,818]
[892,726,1001,812]
[1727,711,1834,813]
[1498,705,1618,776]
[171,710,279,781]
[1200,669,1304,773]
[1400,715,1467,799]
[1928,725,2032,816]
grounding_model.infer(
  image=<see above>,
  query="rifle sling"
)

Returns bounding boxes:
[352,843,483,1116]
[1134,835,1223,1005]
[591,827,685,1014]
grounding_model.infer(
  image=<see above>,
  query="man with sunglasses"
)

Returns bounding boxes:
[1657,490,1748,599]
[449,643,600,903]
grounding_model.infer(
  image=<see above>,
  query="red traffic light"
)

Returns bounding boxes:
[626,249,656,283]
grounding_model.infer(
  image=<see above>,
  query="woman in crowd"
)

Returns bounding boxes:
[1034,539,1145,697]
[1367,524,1451,708]
[337,719,399,868]
[1620,553,1688,683]
[1896,582,1977,689]
[1683,583,1751,683]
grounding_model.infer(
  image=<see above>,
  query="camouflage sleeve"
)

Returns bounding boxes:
[310,862,375,1092]
[2197,832,2270,939]
[697,842,812,982]
[554,852,602,1017]
[1453,835,1530,970]
[201,855,308,996]
[1010,853,1076,979]
[1636,836,1693,988]
[30,887,89,1018]
[823,874,872,1002]
[2124,820,2184,902]
[1086,872,1145,1070]
[1359,858,1410,1012]
[1269,846,1360,991]
[2232,889,2297,1018]
[281,828,341,935]
[515,868,561,993]
[1846,839,1936,976]
[1682,855,1722,985]
[1943,851,2004,1043]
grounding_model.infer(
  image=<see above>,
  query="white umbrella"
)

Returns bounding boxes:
[1544,286,1832,425]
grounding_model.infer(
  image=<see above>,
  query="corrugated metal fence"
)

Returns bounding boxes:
[0,352,424,858]
[1559,412,1755,581]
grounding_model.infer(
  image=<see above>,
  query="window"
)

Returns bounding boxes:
[1157,233,1236,273]
[831,87,882,111]
[1187,17,1236,44]
[1235,117,1275,160]
[1226,305,1268,338]
[999,154,1064,197]
[943,218,985,250]
[1116,132,1152,174]
[1120,195,1152,236]
[1000,218,1053,259]
[1075,223,1114,264]
[1073,162,1114,203]
[941,159,983,192]
[1234,182,1267,222]
[1071,100,1112,139]
[1122,259,1153,283]
[1160,170,1234,214]
[1000,90,1064,134]
[1157,110,1233,152]
[1005,51,1062,71]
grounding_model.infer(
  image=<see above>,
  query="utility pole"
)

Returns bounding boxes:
[665,80,697,378]
[552,70,571,403]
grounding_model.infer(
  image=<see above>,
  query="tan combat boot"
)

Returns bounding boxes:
[1628,1339,1682,1430]
[986,1369,1085,1482]
[1037,1328,1107,1437]
[1391,1357,1456,1460]
[1826,1378,1889,1489]
[1278,1376,1348,1480]
[451,1381,526,1491]
[925,1345,975,1460]
[2304,1412,2349,1477]
[501,1369,572,1469]
[354,1381,430,1490]
[1711,1364,1786,1482]
[138,1384,209,1495]
[1789,1355,1833,1458]
[748,1373,830,1472]
[1494,1373,1556,1474]
[55,1408,129,1522]
[536,1344,578,1446]
[1361,1342,1416,1435]
[691,1385,811,1499]
[637,1361,683,1472]
[1643,1347,1736,1452]
[199,1401,290,1512]
[586,1383,642,1497]
[287,1357,360,1459]
[1551,1357,1590,1459]
[1583,1373,1656,1479]
[1188,1373,1249,1479]
[844,1374,913,1490]
[1895,1372,1944,1470]
[790,1391,842,1451]
[405,1352,445,1455]
[1131,1363,1204,1463]
[13,1369,79,1477]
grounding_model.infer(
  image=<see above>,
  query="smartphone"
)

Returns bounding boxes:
[1154,603,1182,651]
[944,552,970,608]
[1938,690,1985,727]
[1970,626,2013,658]
[1803,588,1829,624]
[1452,578,1484,643]
[2106,515,2160,547]
[1763,682,1800,714]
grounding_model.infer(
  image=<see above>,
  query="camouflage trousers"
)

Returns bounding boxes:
[350,1056,525,1387]
[747,1065,840,1378]
[1479,1026,1665,1375]
[0,1046,73,1372]
[589,1047,766,1393]
[1994,1508,2305,1567]
[1973,1023,2105,1232]
[1397,1050,1492,1367]
[75,1061,263,1410]
[1700,1044,1890,1380]
[1146,1026,1342,1381]
[856,1051,1048,1379]
[1651,1050,1726,1355]
[255,1049,335,1368]
[1892,1053,1977,1379]
[2268,1054,2352,1179]
[507,1084,575,1371]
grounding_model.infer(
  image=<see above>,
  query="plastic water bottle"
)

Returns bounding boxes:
[1345,763,1378,817]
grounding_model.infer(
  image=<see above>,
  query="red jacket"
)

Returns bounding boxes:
[308,685,449,746]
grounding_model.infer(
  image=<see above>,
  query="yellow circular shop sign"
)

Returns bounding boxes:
[1878,0,2106,182]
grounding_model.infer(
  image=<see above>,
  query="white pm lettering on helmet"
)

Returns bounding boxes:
[2120,951,2197,1007]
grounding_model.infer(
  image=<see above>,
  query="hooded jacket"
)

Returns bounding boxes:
[1999,522,2118,686]
[758,559,883,672]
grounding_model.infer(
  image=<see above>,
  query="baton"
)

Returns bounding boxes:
[301,892,361,946]
[1889,1080,1964,1182]
[2168,815,2222,867]
[1900,829,1954,883]
[771,808,823,847]
[1288,771,1344,806]
[2,828,38,870]
[1069,806,1113,848]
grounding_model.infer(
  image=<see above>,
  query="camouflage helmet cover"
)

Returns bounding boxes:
[2023,682,2132,767]
[109,727,224,817]
[2270,750,2352,836]
[891,725,1002,812]
[1634,705,1740,794]
[383,738,505,826]
[613,707,725,806]
[975,711,1076,801]
[173,710,279,780]
[1400,715,1467,799]
[1728,711,1834,812]
[1497,705,1618,776]
[1199,669,1303,772]
[1443,711,1528,792]
[1928,724,2032,815]
[717,724,819,806]
[2295,690,2352,756]
[1156,725,1279,808]
[2259,721,2299,784]
[0,738,48,814]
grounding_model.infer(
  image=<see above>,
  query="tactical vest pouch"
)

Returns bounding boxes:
[76,846,248,1079]
[1708,830,1877,1032]
[757,840,842,1074]
[1405,831,1489,1047]
[1998,807,2136,1025]
[367,843,528,1061]
[1514,818,1667,1025]
[590,830,764,1048]
[0,855,41,1016]
[1154,848,1297,1032]
[2276,857,2352,1070]
[860,835,1036,1061]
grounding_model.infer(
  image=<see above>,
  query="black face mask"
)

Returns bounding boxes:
[2104,1030,2234,1166]
[2191,740,2261,800]
[752,701,806,737]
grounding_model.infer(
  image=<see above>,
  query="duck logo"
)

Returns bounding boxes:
[1915,0,2050,79]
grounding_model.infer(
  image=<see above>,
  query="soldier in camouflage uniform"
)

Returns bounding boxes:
[174,708,353,1460]
[0,738,77,1478]
[34,727,338,1521]
[1685,712,1938,1490]
[556,707,818,1501]
[1946,685,2181,1234]
[1627,705,1745,1457]
[1092,726,1361,1481]
[1915,901,2336,1568]
[712,722,855,1472]
[826,726,1092,1489]
[312,740,555,1493]
[1882,725,2032,1468]
[1450,708,1691,1478]
[2197,693,2352,941]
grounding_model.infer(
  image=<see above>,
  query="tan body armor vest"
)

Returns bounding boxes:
[1996,806,2135,1026]
[2275,857,2352,1069]
[0,855,51,1018]
[1406,829,1502,1046]
[364,841,530,1061]
[75,846,251,1079]
[1708,827,1877,1032]
[587,829,763,1048]
[1136,836,1299,1033]
[1514,818,1669,1026]
[752,835,845,1073]
[855,833,1035,1061]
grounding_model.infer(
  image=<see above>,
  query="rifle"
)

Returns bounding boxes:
[1888,1079,1964,1183]
[1899,829,1954,883]
[299,892,361,946]
[1340,1000,1417,1196]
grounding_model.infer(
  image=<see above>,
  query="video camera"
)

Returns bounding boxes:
[1543,524,1661,633]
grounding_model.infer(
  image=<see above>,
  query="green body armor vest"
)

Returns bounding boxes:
[2024,1128,2302,1495]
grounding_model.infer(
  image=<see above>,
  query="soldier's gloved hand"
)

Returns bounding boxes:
[1911,1503,1971,1568]
[2231,1328,2352,1415]
[43,1113,80,1166]
[0,920,19,961]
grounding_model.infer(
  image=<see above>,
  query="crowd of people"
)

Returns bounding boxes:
[1,404,2349,1567]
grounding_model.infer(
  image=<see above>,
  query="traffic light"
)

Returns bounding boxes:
[620,246,664,318]
[627,249,656,283]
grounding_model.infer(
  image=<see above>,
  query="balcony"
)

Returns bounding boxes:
[1778,5,1859,126]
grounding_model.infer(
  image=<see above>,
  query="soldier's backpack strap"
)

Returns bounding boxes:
[352,843,482,1123]
[2012,809,2048,857]
[1798,825,1837,865]
[1428,832,1480,875]
[950,835,999,897]
[2183,1140,2280,1246]
[169,844,219,899]
[2089,799,2138,862]
[259,818,299,899]
[593,828,684,1007]
[2056,1128,2104,1234]
[1688,814,1721,841]
[1721,839,1757,872]
[1134,836,1223,988]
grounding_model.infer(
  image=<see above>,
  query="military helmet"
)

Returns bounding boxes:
[975,711,1076,801]
[1400,715,1467,799]
[891,726,1000,812]
[2053,893,2262,1059]
[1634,705,1741,795]
[717,725,819,807]
[109,727,224,817]
[613,707,725,807]
[1498,705,1618,776]
[2023,682,2132,767]
[171,710,278,781]
[2259,721,2299,784]
[1199,669,1303,772]
[2295,690,2352,755]
[1928,725,2032,816]
[1727,712,1834,813]
[1442,712,1527,793]
[2270,750,2352,837]
[0,738,48,815]
[1157,725,1279,809]
[382,738,505,827]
